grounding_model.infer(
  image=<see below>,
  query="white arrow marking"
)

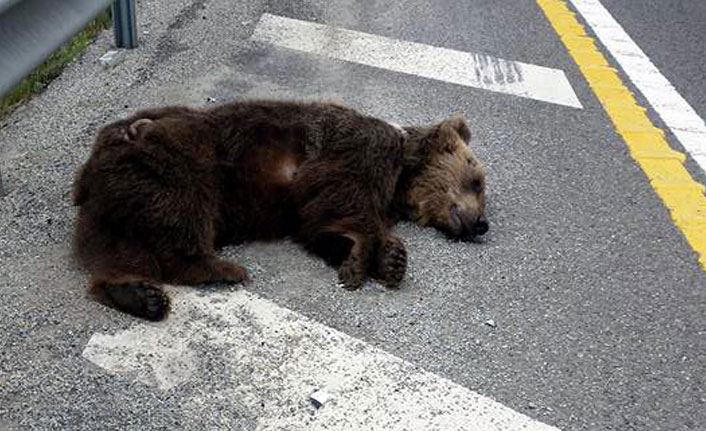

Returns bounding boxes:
[251,13,582,109]
[569,0,706,173]
[83,289,561,431]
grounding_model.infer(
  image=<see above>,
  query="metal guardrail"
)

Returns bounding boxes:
[0,0,137,194]
[113,0,138,49]
[0,0,138,97]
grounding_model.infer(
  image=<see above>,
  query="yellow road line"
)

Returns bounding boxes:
[537,0,706,270]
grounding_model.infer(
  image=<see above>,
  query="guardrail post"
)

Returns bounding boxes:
[112,0,137,48]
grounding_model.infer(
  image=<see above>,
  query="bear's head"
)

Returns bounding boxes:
[400,115,488,241]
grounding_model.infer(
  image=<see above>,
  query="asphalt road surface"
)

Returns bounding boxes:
[1,0,705,430]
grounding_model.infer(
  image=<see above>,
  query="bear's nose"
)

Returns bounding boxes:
[471,216,489,236]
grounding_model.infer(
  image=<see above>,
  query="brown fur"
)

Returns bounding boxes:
[73,101,487,320]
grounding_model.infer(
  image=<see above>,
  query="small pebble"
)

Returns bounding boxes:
[310,389,333,408]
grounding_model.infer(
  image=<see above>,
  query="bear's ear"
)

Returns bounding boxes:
[439,114,471,145]
[127,118,154,141]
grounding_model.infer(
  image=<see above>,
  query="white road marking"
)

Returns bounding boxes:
[569,0,706,172]
[83,289,561,431]
[251,13,583,109]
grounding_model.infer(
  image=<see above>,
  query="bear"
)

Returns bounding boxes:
[72,100,487,321]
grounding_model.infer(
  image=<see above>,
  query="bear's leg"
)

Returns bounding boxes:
[80,237,170,320]
[337,233,372,291]
[91,277,170,321]
[164,254,249,286]
[372,234,407,288]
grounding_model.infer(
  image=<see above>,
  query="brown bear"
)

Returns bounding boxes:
[72,101,487,320]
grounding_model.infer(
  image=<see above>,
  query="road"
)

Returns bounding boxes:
[1,0,705,430]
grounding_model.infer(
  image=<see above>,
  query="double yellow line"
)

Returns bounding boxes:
[537,0,706,270]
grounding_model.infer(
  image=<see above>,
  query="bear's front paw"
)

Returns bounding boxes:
[376,235,407,288]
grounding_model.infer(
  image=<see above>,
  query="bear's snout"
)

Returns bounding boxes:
[449,205,488,239]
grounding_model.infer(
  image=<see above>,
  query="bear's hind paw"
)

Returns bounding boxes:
[102,282,170,321]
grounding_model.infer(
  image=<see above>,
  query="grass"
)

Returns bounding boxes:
[0,10,112,120]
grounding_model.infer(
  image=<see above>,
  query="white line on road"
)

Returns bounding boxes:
[569,0,706,172]
[251,13,583,109]
[83,289,561,431]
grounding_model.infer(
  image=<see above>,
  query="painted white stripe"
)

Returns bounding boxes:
[569,0,706,173]
[251,13,582,109]
[83,289,561,431]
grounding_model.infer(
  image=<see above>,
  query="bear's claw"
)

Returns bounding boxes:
[212,259,250,284]
[338,258,365,291]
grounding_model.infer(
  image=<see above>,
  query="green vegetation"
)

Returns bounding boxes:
[0,10,112,119]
